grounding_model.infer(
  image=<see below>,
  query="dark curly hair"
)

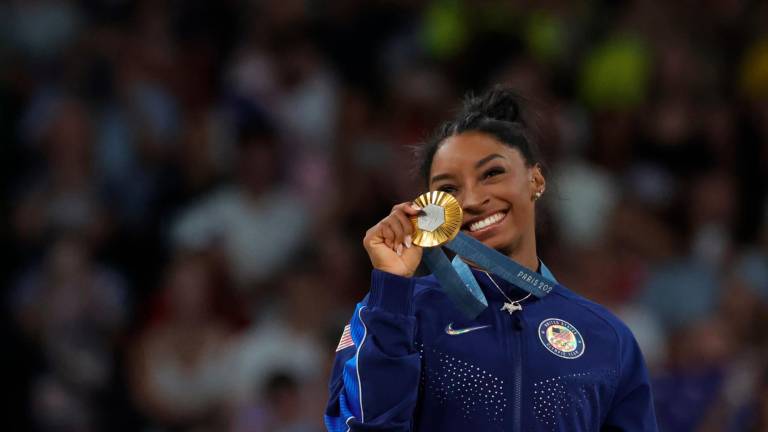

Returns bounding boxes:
[416,85,545,186]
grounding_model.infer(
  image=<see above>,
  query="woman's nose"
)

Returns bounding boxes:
[461,187,490,214]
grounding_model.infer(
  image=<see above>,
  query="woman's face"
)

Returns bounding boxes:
[429,132,544,256]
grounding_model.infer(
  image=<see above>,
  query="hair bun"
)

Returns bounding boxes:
[418,84,543,184]
[461,85,523,124]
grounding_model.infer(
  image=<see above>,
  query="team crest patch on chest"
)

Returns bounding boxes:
[538,318,585,359]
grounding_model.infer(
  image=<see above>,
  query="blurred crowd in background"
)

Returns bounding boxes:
[3,0,768,431]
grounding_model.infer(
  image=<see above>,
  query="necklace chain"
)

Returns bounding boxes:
[482,270,532,314]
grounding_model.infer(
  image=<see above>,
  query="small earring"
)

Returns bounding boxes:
[534,191,543,200]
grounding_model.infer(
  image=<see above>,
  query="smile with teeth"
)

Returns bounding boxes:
[467,212,507,232]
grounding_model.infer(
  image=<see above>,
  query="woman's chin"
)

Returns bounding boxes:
[482,233,520,257]
[462,221,521,256]
[476,234,509,253]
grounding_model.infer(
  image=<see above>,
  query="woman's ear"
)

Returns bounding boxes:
[530,164,545,201]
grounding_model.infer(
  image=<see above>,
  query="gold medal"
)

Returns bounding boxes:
[410,191,463,247]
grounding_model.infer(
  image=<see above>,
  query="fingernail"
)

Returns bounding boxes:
[405,235,412,248]
[396,244,403,256]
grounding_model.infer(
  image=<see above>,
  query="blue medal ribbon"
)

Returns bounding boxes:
[423,232,556,319]
[422,248,488,318]
[445,232,555,298]
[410,190,555,319]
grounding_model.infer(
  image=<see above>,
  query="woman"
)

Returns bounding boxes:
[324,86,658,431]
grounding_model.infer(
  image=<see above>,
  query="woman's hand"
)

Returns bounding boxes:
[363,202,423,277]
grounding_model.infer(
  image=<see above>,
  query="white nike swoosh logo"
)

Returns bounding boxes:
[445,323,491,336]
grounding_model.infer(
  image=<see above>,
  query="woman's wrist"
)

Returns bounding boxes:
[369,269,415,315]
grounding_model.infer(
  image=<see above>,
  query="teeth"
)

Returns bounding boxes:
[469,212,505,232]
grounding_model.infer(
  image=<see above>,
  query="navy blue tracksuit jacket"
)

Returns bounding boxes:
[325,265,659,431]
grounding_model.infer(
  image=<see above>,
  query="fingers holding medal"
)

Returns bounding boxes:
[363,192,463,278]
[364,202,424,277]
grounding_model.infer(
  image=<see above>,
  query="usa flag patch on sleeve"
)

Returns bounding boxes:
[336,324,354,351]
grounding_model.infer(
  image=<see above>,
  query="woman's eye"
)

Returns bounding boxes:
[437,185,457,194]
[483,168,505,179]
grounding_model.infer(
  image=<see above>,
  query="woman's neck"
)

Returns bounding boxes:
[501,231,539,272]
[507,247,539,272]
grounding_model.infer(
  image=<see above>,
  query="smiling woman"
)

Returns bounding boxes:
[324,86,659,431]
[420,88,546,268]
[429,131,543,266]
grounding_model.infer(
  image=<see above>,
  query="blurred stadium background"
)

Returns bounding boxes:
[3,1,768,431]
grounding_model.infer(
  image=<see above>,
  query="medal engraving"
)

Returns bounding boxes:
[418,204,445,232]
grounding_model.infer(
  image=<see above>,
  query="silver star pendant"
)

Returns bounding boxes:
[501,302,523,315]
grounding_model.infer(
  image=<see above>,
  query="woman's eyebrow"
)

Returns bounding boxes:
[430,154,506,184]
[475,153,505,169]
[430,173,454,184]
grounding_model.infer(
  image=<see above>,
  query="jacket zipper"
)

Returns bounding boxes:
[512,312,525,432]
